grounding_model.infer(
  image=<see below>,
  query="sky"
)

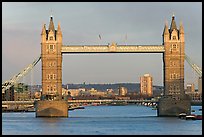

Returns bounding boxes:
[2,2,202,87]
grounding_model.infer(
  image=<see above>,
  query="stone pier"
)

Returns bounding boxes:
[157,95,191,117]
[36,100,68,117]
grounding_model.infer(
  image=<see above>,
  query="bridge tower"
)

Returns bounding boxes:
[36,16,68,117]
[41,15,62,100]
[158,15,191,116]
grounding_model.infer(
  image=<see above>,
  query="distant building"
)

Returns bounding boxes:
[89,88,97,95]
[14,90,31,101]
[106,89,115,97]
[198,77,202,94]
[115,96,130,100]
[62,88,69,96]
[14,83,28,92]
[2,86,14,101]
[34,91,42,100]
[118,87,128,96]
[140,74,153,97]
[186,83,195,94]
[68,89,80,97]
[79,88,86,92]
[95,91,106,96]
[107,88,114,93]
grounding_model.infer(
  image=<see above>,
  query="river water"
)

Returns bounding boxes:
[2,105,202,135]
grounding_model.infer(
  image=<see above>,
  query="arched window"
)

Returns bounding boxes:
[53,74,56,79]
[50,45,54,50]
[50,36,53,40]
[53,85,56,91]
[170,61,176,66]
[48,45,55,52]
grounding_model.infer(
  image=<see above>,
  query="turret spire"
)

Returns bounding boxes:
[41,24,46,35]
[163,20,169,35]
[179,21,184,34]
[48,16,55,32]
[170,14,177,32]
[57,22,62,35]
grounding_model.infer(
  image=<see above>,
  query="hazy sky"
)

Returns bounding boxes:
[2,2,202,87]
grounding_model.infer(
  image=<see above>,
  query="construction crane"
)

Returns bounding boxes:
[2,56,41,93]
[185,54,202,77]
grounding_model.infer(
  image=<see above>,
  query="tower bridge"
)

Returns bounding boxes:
[38,15,190,117]
[2,15,202,117]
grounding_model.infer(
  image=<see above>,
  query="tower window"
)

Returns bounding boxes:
[53,74,56,79]
[50,45,54,50]
[171,44,178,52]
[173,44,177,49]
[50,36,53,40]
[53,85,56,91]
[47,85,50,91]
[170,72,178,79]
[170,61,176,66]
[173,36,176,40]
[48,45,55,52]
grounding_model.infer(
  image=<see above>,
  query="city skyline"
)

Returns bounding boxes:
[2,2,202,86]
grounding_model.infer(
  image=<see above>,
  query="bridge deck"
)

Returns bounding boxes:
[61,45,165,53]
[2,99,201,105]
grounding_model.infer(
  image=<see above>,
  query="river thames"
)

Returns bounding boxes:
[2,105,202,135]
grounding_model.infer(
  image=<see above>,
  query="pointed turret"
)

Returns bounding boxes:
[179,21,185,42]
[41,24,47,42]
[170,14,177,32]
[41,24,46,35]
[48,16,55,32]
[163,21,169,35]
[57,22,62,35]
[163,20,170,43]
[179,21,184,34]
[56,22,62,43]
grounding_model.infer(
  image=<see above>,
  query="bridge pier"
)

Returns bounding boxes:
[35,100,68,117]
[157,95,191,117]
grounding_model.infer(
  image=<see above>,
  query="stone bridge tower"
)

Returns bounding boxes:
[41,16,62,100]
[158,15,191,116]
[36,16,67,117]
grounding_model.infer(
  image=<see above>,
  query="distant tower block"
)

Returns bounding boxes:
[140,74,153,97]
[119,87,128,96]
[198,77,202,93]
[157,15,191,116]
[36,16,68,117]
[186,83,195,93]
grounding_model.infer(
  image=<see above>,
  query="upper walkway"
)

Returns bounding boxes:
[61,44,165,53]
